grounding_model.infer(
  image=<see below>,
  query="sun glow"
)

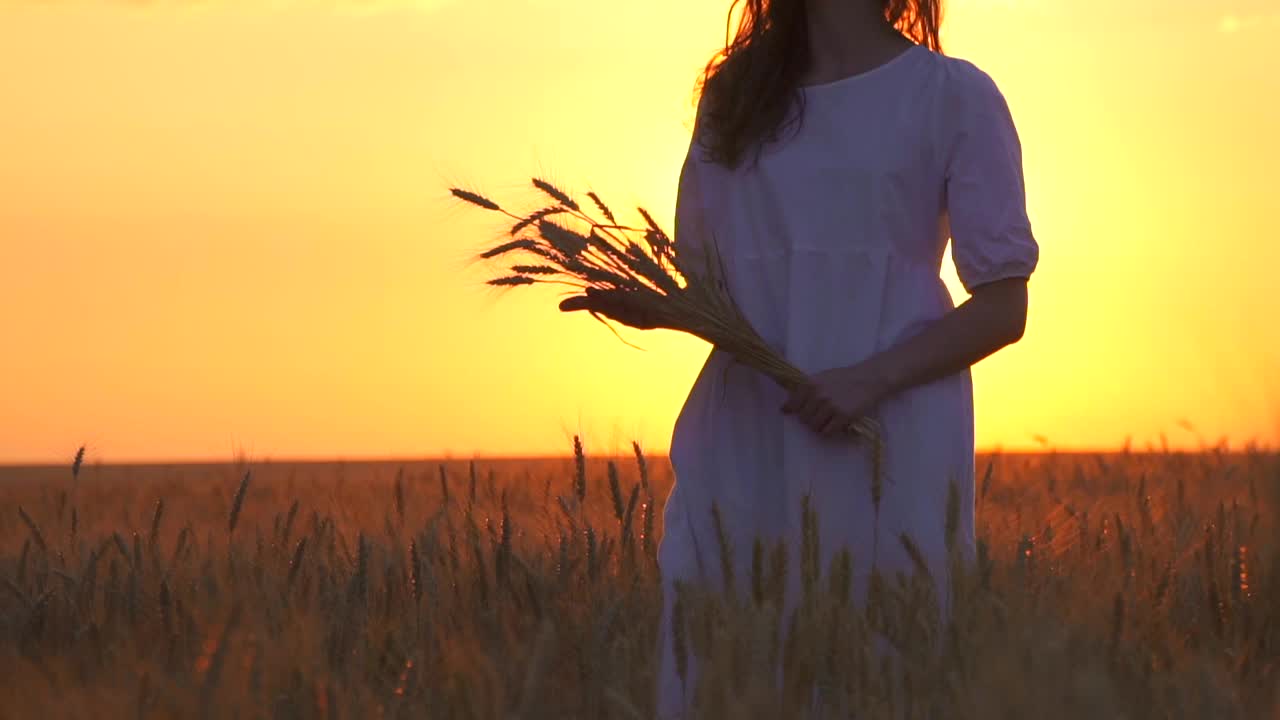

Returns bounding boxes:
[0,0,1276,462]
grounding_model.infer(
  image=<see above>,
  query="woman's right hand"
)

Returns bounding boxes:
[558,288,665,330]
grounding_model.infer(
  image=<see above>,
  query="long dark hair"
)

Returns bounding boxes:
[693,0,943,171]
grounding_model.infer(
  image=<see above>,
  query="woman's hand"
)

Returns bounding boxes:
[558,288,665,330]
[781,362,893,439]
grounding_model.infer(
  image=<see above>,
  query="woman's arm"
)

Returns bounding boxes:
[781,277,1029,437]
[871,276,1028,392]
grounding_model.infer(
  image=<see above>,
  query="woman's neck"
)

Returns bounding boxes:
[802,0,912,82]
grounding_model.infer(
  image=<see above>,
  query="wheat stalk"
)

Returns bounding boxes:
[451,181,882,447]
[228,470,251,536]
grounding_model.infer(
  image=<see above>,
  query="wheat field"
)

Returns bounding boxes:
[0,442,1276,719]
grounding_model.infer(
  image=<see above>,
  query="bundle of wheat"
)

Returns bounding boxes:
[451,177,880,445]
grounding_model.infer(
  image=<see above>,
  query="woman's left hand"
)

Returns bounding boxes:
[781,362,893,438]
[558,288,665,330]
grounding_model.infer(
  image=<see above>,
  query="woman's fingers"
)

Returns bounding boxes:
[558,295,592,312]
[559,290,657,329]
[818,412,854,438]
[611,293,654,328]
[785,386,832,429]
[782,384,825,417]
[801,399,836,432]
[798,390,829,421]
[603,292,651,328]
[782,384,856,438]
[559,290,620,314]
[781,384,811,414]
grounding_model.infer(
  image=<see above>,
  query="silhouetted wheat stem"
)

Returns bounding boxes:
[450,179,881,447]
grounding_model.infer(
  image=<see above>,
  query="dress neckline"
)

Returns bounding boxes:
[798,43,925,93]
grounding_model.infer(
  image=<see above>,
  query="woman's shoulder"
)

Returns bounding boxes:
[908,49,1014,133]
[921,50,1008,107]
[918,49,1002,96]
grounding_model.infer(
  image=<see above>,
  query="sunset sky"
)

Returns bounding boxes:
[1,0,1278,463]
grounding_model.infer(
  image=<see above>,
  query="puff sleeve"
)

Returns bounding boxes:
[944,65,1039,293]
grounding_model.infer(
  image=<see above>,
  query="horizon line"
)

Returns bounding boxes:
[2,444,1274,470]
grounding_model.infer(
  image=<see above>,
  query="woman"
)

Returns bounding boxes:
[562,0,1037,715]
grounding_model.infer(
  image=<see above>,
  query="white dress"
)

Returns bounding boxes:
[655,44,1039,717]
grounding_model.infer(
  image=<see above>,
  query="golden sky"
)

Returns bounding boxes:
[1,0,1277,463]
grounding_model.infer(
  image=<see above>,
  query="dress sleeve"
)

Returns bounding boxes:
[944,66,1039,293]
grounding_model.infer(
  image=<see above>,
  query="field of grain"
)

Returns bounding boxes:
[1,444,1277,719]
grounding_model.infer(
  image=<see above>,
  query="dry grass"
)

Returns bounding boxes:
[0,443,1278,718]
